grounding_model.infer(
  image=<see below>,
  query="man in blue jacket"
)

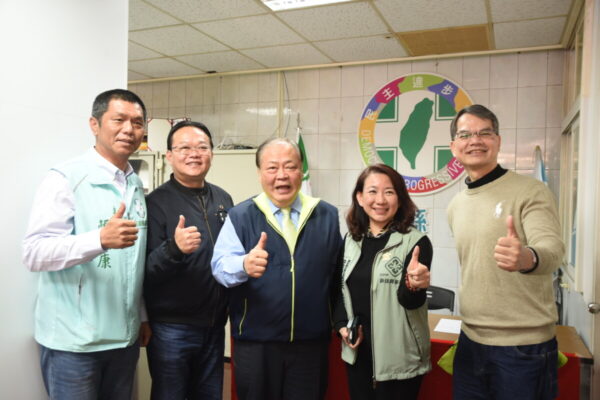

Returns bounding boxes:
[212,137,342,400]
[22,89,150,400]
[145,120,233,400]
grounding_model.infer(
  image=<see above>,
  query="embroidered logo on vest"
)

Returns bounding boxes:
[133,198,146,219]
[384,257,403,277]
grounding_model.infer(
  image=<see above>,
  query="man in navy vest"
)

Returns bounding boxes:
[23,89,150,400]
[212,137,342,400]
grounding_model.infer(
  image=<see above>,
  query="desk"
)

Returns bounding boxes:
[323,314,592,400]
[418,314,592,400]
[230,315,592,399]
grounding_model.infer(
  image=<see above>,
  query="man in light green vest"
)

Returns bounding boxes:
[23,89,151,400]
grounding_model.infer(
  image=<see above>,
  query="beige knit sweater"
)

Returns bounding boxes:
[447,171,564,346]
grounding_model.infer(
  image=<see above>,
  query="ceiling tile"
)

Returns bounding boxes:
[399,25,491,56]
[194,15,303,49]
[128,70,152,81]
[129,41,162,60]
[494,17,566,49]
[177,51,265,72]
[129,58,203,78]
[277,2,388,41]
[144,0,267,22]
[127,0,575,80]
[373,0,487,32]
[241,44,332,68]
[129,0,180,30]
[490,0,572,22]
[315,36,407,62]
[129,25,228,55]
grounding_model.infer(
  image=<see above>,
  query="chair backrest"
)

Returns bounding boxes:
[426,285,455,312]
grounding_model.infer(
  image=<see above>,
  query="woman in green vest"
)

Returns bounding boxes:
[333,163,433,400]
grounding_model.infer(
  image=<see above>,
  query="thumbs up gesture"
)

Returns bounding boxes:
[406,245,430,289]
[174,215,201,254]
[494,215,533,272]
[100,203,139,249]
[243,232,269,278]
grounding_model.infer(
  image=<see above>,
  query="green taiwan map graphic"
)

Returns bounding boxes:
[399,98,434,169]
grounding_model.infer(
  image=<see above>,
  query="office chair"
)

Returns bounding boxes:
[426,285,455,312]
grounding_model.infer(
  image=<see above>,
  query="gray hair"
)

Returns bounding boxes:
[255,137,303,167]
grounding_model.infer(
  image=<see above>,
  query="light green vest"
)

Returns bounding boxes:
[34,153,147,352]
[252,192,320,254]
[340,229,431,381]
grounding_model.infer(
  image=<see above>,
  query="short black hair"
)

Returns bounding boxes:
[450,104,499,140]
[91,89,147,125]
[167,120,214,150]
[255,137,303,168]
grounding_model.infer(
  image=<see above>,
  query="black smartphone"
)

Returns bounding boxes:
[347,315,360,345]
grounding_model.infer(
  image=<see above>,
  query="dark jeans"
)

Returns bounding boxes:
[233,339,329,400]
[453,330,558,400]
[345,335,424,400]
[147,322,225,400]
[40,341,139,400]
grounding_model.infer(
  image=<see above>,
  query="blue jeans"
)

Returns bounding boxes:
[40,342,139,400]
[453,330,558,400]
[146,322,224,400]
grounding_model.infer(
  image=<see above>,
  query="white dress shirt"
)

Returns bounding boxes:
[211,195,301,288]
[22,148,134,272]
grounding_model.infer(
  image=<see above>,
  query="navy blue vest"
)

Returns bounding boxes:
[227,196,342,342]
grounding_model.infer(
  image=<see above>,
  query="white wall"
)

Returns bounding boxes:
[0,0,128,397]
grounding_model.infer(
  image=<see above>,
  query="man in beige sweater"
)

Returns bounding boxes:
[447,105,564,400]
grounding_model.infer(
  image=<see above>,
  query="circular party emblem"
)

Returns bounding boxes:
[358,73,473,195]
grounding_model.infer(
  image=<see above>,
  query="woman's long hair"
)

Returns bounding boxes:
[346,164,417,241]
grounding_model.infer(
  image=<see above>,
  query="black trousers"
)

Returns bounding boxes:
[233,339,329,400]
[345,337,424,400]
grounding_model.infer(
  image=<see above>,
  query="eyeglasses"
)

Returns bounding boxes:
[454,129,497,141]
[171,145,211,155]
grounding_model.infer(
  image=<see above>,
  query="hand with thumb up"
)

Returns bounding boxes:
[100,203,139,249]
[494,215,534,272]
[174,215,201,254]
[244,232,268,278]
[406,245,430,289]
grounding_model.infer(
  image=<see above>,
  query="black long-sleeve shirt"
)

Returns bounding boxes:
[333,233,433,337]
[144,174,233,327]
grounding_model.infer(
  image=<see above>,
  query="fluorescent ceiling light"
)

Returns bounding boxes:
[262,0,353,11]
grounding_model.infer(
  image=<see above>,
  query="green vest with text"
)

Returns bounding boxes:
[340,229,431,381]
[34,153,147,352]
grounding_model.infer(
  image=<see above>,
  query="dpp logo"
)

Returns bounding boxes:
[358,73,472,195]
